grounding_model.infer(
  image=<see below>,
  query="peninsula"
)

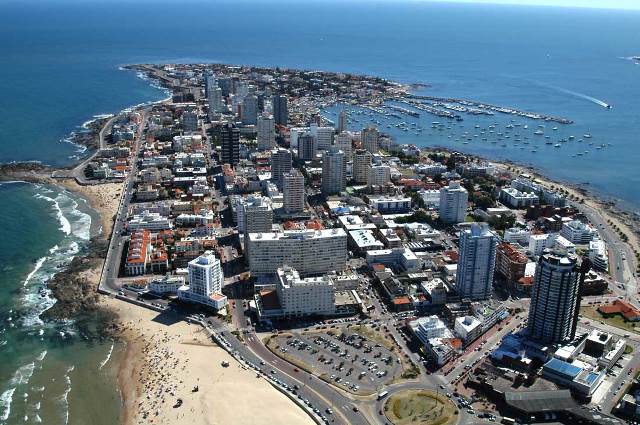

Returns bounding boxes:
[4,62,640,425]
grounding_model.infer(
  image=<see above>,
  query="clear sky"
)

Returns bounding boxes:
[419,0,640,10]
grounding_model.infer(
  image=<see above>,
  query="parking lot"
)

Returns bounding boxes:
[270,327,401,394]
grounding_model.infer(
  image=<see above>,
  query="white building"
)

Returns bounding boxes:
[529,233,550,256]
[239,195,273,234]
[276,267,336,317]
[310,124,334,151]
[127,211,172,233]
[418,189,441,209]
[560,220,598,244]
[504,227,531,246]
[322,148,346,195]
[456,223,498,300]
[177,251,227,310]
[454,316,483,344]
[352,149,372,184]
[148,275,185,295]
[409,316,456,366]
[439,181,468,224]
[588,239,609,271]
[248,229,348,276]
[420,278,448,305]
[361,126,379,154]
[349,229,384,252]
[366,248,420,272]
[257,114,275,150]
[499,187,539,208]
[334,131,352,159]
[283,170,305,214]
[368,165,391,186]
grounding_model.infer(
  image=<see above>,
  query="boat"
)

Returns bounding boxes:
[584,133,592,138]
[554,144,561,148]
[534,130,544,135]
[552,127,558,131]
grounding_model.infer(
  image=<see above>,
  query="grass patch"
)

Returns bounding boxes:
[385,390,458,425]
[580,306,640,334]
[625,345,634,355]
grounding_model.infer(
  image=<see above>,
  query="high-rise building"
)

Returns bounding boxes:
[208,87,224,119]
[283,170,305,214]
[334,131,352,159]
[177,251,227,310]
[182,110,198,132]
[242,94,258,125]
[217,77,233,97]
[204,73,217,98]
[361,126,379,154]
[527,249,582,344]
[273,94,288,126]
[220,122,240,166]
[257,114,275,150]
[338,110,347,133]
[298,133,317,161]
[310,124,335,151]
[240,195,273,234]
[276,267,335,317]
[439,181,468,224]
[456,223,498,300]
[271,148,292,188]
[247,229,348,276]
[368,165,391,187]
[352,149,372,184]
[322,148,346,195]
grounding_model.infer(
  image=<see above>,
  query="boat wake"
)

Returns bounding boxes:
[537,81,611,109]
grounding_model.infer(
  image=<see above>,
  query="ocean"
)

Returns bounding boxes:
[0,1,639,423]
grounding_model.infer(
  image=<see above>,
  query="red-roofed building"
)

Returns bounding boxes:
[598,300,640,322]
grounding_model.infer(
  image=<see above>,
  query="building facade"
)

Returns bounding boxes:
[439,181,468,224]
[321,148,346,195]
[456,223,498,300]
[527,249,582,344]
[248,229,348,276]
[283,170,305,214]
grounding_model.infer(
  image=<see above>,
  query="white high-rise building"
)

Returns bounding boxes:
[283,170,305,214]
[257,114,275,150]
[247,229,348,276]
[368,165,391,186]
[361,126,379,154]
[456,223,498,300]
[239,195,273,234]
[528,249,581,344]
[439,181,468,224]
[352,149,372,184]
[334,131,352,159]
[271,148,292,188]
[177,251,227,310]
[322,148,346,195]
[276,267,335,317]
[310,124,335,151]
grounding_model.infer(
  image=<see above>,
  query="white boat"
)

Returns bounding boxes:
[584,133,592,138]
[534,130,544,135]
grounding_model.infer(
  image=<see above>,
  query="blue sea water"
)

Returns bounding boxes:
[0,1,639,423]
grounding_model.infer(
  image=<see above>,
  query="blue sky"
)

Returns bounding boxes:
[2,0,639,9]
[420,0,640,9]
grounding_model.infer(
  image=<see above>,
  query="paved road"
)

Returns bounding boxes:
[99,109,149,294]
[575,201,638,306]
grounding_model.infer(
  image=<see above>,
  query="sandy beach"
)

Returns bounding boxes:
[60,179,124,236]
[104,298,315,425]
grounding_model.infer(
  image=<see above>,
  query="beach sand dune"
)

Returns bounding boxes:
[106,299,314,425]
